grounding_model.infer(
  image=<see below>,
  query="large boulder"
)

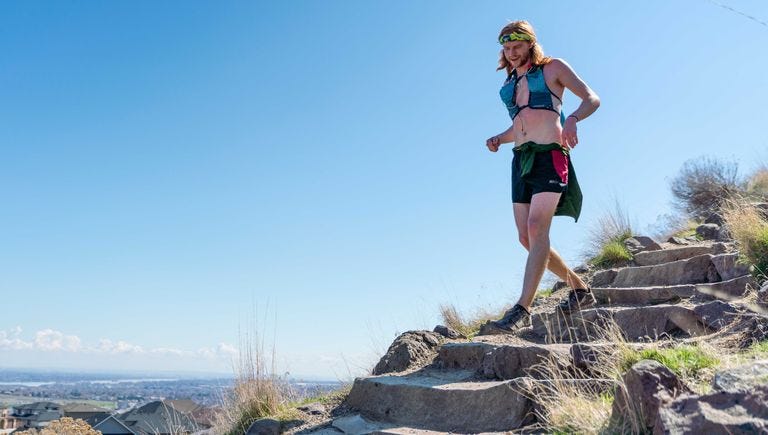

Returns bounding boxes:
[655,386,768,434]
[696,223,720,240]
[712,360,768,393]
[693,300,742,330]
[246,418,281,435]
[433,324,463,339]
[372,331,442,375]
[610,360,691,433]
[711,253,752,281]
[624,236,662,255]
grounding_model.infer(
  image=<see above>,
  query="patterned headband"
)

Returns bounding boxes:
[499,33,533,44]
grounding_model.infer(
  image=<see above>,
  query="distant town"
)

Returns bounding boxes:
[0,369,341,434]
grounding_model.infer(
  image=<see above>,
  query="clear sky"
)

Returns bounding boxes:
[1,1,767,380]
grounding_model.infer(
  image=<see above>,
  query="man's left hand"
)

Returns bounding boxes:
[561,118,578,149]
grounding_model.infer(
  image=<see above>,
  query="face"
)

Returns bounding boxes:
[502,41,531,68]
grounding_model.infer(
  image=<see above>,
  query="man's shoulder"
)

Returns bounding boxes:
[544,58,570,71]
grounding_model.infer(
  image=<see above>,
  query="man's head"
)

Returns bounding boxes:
[497,20,550,73]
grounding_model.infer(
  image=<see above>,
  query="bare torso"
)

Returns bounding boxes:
[511,62,565,147]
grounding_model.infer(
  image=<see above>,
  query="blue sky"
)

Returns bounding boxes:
[1,1,767,380]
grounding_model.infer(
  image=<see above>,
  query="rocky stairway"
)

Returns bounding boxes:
[305,238,758,434]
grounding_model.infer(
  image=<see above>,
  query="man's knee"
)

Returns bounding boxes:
[527,216,551,241]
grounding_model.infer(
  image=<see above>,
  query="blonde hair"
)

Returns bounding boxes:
[496,20,552,74]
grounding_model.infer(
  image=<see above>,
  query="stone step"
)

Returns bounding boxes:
[344,369,534,432]
[328,413,515,434]
[591,254,716,288]
[590,274,754,307]
[633,243,727,266]
[435,342,571,380]
[592,284,696,305]
[531,304,712,343]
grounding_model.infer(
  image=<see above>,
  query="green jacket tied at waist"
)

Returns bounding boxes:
[513,141,583,222]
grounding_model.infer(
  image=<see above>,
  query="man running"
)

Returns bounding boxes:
[479,20,601,335]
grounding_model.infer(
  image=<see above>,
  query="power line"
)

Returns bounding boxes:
[708,0,768,28]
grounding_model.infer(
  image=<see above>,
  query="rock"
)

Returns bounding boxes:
[759,281,768,306]
[696,223,720,240]
[552,280,568,292]
[344,370,535,432]
[655,385,768,434]
[298,402,326,415]
[668,236,690,245]
[624,236,662,255]
[711,253,752,281]
[717,226,732,242]
[435,342,495,371]
[433,324,463,339]
[332,414,386,434]
[633,244,722,267]
[705,212,725,226]
[610,360,691,433]
[713,360,768,392]
[706,261,721,282]
[571,343,610,372]
[372,331,442,375]
[592,284,695,305]
[693,300,741,330]
[481,343,570,380]
[573,264,590,274]
[591,269,618,287]
[695,274,756,299]
[246,418,281,435]
[610,254,714,288]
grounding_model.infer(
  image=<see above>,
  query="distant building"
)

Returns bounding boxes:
[0,408,24,434]
[10,401,63,430]
[62,402,111,422]
[117,401,198,435]
[165,400,215,430]
[86,414,136,435]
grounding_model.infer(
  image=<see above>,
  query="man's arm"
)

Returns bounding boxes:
[552,58,600,121]
[550,58,600,148]
[486,125,517,152]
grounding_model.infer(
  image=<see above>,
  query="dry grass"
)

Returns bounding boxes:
[584,200,633,269]
[745,166,768,198]
[211,324,294,435]
[516,319,643,434]
[722,198,768,280]
[438,303,510,338]
[14,417,101,435]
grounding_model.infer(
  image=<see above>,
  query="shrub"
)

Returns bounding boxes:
[745,166,768,198]
[722,200,768,280]
[670,157,741,220]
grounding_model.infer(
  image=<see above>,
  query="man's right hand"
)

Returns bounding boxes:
[486,135,500,152]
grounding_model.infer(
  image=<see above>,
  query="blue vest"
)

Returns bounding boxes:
[500,65,565,125]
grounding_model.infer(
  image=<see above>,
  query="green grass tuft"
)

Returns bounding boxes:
[621,345,719,378]
[590,237,632,268]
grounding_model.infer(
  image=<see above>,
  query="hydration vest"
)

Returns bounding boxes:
[500,64,566,126]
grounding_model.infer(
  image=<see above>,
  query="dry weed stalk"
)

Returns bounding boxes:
[211,323,293,435]
[438,303,510,337]
[515,317,644,434]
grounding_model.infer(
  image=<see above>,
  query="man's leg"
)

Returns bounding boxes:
[517,192,561,309]
[513,202,588,302]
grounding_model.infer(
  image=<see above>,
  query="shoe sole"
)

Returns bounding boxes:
[478,319,529,336]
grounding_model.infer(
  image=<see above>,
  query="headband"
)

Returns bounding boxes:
[499,33,533,44]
